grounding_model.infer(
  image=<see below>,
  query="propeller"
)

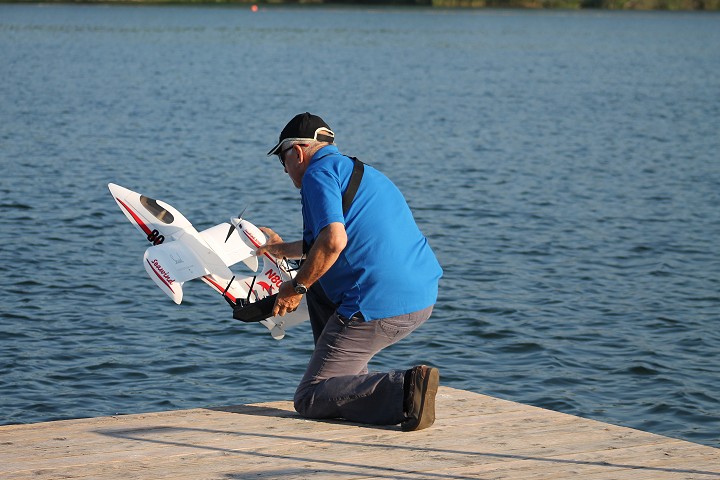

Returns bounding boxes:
[225,207,247,243]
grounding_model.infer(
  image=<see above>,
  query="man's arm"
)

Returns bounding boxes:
[255,227,304,259]
[272,222,347,317]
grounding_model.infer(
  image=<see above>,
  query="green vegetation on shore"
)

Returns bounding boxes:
[6,0,720,8]
[429,0,720,7]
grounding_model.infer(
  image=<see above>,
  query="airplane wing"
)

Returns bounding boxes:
[233,254,309,340]
[199,223,258,272]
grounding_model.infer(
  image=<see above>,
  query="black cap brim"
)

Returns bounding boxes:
[267,141,284,156]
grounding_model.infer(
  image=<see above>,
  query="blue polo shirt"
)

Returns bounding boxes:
[301,145,442,320]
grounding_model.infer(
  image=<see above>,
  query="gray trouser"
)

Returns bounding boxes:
[293,303,434,425]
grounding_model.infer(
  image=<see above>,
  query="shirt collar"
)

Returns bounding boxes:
[310,144,339,164]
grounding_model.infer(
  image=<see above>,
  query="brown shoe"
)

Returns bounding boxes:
[401,365,440,431]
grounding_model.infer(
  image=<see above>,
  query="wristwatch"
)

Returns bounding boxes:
[292,279,308,295]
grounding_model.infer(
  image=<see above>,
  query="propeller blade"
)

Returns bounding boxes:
[225,206,248,243]
[224,223,235,243]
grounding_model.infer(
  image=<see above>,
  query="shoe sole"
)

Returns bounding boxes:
[403,366,440,431]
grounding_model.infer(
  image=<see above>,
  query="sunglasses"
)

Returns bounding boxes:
[278,143,308,167]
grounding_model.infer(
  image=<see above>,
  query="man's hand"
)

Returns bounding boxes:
[255,228,304,260]
[273,281,303,317]
[255,227,283,257]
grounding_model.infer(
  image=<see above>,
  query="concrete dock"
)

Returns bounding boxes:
[1,387,718,479]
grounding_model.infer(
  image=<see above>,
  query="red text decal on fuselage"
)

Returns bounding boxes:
[264,269,283,290]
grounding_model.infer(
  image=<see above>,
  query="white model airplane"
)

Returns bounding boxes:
[108,183,308,339]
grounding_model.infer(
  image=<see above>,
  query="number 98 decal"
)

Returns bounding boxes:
[147,229,165,245]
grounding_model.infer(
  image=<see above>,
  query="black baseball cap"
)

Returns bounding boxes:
[267,112,335,156]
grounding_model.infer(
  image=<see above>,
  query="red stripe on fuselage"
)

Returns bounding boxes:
[117,198,153,236]
[203,276,238,303]
[242,230,278,266]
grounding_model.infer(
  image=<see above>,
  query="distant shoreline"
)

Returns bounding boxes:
[3,0,720,10]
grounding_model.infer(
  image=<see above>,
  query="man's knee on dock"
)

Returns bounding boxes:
[293,382,319,419]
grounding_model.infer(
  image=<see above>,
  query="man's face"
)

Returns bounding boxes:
[280,143,307,189]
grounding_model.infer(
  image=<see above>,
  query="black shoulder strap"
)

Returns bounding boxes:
[302,156,364,256]
[342,157,364,214]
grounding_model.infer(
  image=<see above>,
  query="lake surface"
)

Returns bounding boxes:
[1,4,718,448]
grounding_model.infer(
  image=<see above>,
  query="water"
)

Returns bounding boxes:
[1,5,719,448]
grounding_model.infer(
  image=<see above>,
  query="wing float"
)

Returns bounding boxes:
[108,183,307,339]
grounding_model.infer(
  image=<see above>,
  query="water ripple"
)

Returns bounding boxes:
[1,4,719,449]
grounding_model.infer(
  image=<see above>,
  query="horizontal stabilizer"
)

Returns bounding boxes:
[143,236,234,304]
